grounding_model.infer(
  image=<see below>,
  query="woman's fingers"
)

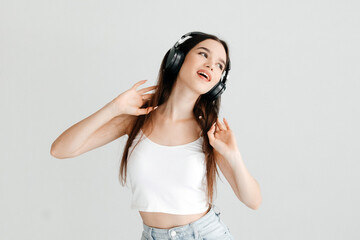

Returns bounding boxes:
[138,85,158,94]
[223,117,231,130]
[137,106,156,115]
[132,80,147,90]
[141,93,154,101]
[216,118,226,131]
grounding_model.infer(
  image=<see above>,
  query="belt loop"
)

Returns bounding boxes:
[148,227,154,240]
[193,226,199,239]
[213,203,221,216]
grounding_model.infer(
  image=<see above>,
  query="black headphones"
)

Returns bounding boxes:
[164,31,231,101]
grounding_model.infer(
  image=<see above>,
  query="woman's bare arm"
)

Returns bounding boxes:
[50,101,124,159]
[50,80,157,159]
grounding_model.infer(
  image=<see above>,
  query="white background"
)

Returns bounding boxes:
[1,0,359,239]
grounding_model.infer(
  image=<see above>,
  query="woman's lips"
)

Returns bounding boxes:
[197,69,212,81]
[197,73,210,82]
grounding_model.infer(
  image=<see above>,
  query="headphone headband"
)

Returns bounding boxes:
[174,32,207,48]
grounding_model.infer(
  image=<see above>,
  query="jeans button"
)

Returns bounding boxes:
[170,230,176,237]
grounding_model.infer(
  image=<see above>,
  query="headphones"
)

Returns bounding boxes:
[164,31,231,101]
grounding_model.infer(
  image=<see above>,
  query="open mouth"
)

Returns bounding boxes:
[197,71,210,81]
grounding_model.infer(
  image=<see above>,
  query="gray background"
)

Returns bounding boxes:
[1,0,359,239]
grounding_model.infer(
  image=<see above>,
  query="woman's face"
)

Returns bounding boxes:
[177,39,227,95]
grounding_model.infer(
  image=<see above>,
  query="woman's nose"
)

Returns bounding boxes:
[205,63,214,71]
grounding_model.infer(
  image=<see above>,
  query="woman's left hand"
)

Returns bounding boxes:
[207,117,239,159]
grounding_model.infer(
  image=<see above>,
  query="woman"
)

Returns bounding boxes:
[51,31,262,240]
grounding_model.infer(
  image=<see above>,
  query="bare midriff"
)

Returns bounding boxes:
[139,205,211,229]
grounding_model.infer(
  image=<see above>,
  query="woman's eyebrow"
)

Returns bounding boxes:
[196,46,226,66]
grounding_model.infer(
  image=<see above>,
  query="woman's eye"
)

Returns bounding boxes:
[199,52,223,70]
[199,52,207,58]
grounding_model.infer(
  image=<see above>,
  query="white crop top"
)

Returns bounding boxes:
[127,129,210,215]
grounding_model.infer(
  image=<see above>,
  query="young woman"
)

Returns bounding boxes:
[51,31,262,240]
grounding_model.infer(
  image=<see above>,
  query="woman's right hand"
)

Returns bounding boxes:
[111,80,158,117]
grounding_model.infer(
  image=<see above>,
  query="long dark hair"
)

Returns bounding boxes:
[119,32,230,205]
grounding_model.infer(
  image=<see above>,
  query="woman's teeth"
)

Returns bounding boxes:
[198,72,208,79]
[198,72,209,81]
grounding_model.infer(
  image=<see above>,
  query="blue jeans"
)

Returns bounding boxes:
[140,204,234,240]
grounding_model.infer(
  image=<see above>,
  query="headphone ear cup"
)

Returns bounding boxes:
[204,80,226,101]
[165,47,176,70]
[172,50,185,74]
[203,67,229,100]
[165,48,185,75]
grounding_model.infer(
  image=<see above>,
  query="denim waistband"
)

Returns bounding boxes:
[142,203,222,239]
